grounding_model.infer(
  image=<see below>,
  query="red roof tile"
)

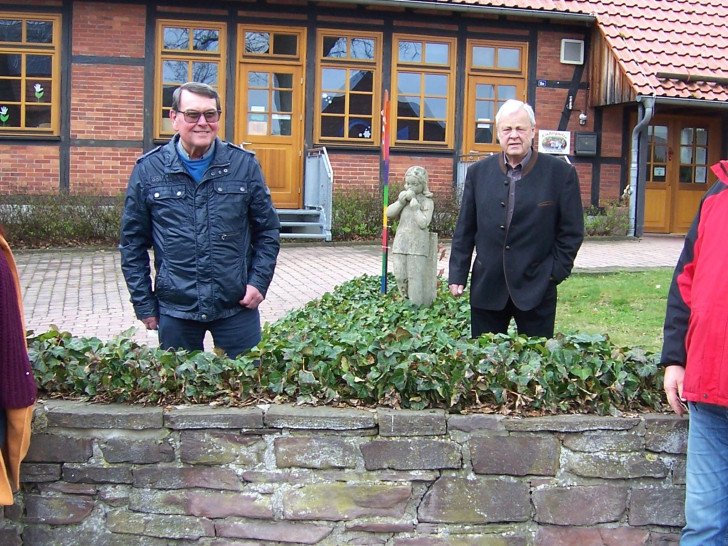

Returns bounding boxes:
[418,0,728,103]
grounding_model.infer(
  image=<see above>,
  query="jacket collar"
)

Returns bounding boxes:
[498,148,538,177]
[161,135,232,174]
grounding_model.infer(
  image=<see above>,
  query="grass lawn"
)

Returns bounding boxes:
[556,268,675,354]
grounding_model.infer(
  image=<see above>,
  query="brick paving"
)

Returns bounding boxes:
[15,236,686,347]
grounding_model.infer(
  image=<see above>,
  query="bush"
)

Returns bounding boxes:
[28,274,666,416]
[0,193,124,248]
[332,186,461,242]
[584,202,630,237]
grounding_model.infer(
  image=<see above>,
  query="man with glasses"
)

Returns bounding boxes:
[448,99,584,338]
[120,82,280,357]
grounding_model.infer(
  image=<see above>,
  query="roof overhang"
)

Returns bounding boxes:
[638,94,728,111]
[317,0,596,24]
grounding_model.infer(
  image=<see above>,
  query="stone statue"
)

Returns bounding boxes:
[386,166,438,305]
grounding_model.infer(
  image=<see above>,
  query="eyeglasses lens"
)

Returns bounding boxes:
[181,110,220,123]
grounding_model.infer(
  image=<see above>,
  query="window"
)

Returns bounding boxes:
[679,126,709,184]
[316,31,381,145]
[155,20,226,138]
[0,13,61,135]
[464,40,527,153]
[392,35,456,147]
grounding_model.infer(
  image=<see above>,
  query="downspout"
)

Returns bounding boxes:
[629,95,655,237]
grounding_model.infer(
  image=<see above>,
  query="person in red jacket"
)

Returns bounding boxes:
[661,159,728,545]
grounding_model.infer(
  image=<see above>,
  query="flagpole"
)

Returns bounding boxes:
[381,90,391,294]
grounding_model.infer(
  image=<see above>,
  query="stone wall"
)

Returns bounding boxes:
[0,401,687,545]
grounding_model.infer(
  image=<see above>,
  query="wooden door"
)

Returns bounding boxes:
[236,27,305,209]
[644,116,720,233]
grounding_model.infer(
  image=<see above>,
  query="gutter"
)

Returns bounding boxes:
[651,96,728,110]
[629,95,655,237]
[319,0,596,23]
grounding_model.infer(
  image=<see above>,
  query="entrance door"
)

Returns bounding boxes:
[236,27,305,209]
[463,75,525,154]
[644,116,720,233]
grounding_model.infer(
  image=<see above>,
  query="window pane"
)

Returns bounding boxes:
[248,71,269,87]
[680,146,693,164]
[498,85,516,100]
[679,166,693,183]
[348,118,371,139]
[321,116,344,137]
[497,48,520,69]
[423,97,446,118]
[398,96,420,117]
[274,73,293,89]
[696,147,707,164]
[248,113,267,135]
[321,92,344,114]
[695,166,707,183]
[350,70,372,92]
[651,125,668,144]
[423,119,446,141]
[28,80,50,102]
[192,62,217,85]
[27,55,52,77]
[164,27,189,50]
[696,128,708,146]
[272,113,291,135]
[397,118,419,141]
[25,104,51,127]
[680,128,693,145]
[351,38,374,60]
[350,94,372,115]
[472,46,495,68]
[399,41,421,63]
[246,32,270,54]
[653,145,667,163]
[476,101,493,121]
[397,72,420,95]
[272,90,292,113]
[322,68,346,91]
[273,34,297,55]
[425,42,448,64]
[0,79,21,101]
[248,90,268,110]
[193,29,218,52]
[27,20,53,44]
[163,60,188,83]
[162,84,176,108]
[323,36,346,58]
[0,20,22,42]
[0,53,21,76]
[475,123,493,143]
[0,104,20,127]
[476,84,494,99]
[424,73,447,95]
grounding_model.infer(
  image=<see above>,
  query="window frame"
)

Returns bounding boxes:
[154,19,227,140]
[391,34,457,148]
[0,12,61,137]
[314,29,382,146]
[463,39,528,154]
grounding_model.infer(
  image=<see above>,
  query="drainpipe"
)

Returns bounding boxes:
[629,95,655,237]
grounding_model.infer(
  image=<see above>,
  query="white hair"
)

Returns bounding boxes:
[496,99,536,128]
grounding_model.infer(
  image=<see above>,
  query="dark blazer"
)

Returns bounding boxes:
[449,151,584,311]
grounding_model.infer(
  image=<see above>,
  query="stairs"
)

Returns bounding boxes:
[277,208,330,241]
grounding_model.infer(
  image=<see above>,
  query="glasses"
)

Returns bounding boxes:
[174,109,221,124]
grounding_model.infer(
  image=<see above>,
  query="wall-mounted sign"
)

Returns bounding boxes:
[538,130,571,155]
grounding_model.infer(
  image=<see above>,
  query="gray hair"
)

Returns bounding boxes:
[495,99,536,128]
[171,82,221,111]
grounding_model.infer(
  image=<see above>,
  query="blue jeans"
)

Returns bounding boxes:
[683,401,728,545]
[158,309,261,359]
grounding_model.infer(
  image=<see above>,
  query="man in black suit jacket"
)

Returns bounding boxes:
[448,100,584,338]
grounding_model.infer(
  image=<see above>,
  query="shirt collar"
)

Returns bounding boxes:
[176,138,216,161]
[504,147,532,171]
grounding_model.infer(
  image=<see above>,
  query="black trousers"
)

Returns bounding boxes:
[470,282,558,339]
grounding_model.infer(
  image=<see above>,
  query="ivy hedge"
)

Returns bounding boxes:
[29,274,666,416]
